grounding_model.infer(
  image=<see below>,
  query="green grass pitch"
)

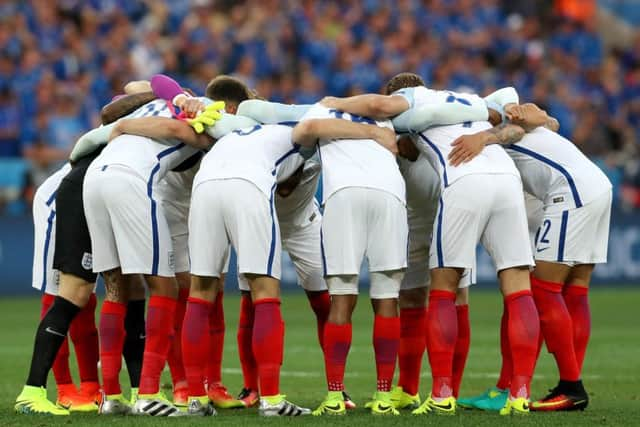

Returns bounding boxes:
[1,288,639,426]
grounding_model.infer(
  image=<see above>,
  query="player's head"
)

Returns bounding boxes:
[384,72,425,95]
[205,75,253,114]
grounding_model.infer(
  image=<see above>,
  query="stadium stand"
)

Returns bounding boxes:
[0,0,638,212]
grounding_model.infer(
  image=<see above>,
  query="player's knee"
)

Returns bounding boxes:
[145,275,179,298]
[58,273,94,307]
[430,267,464,292]
[371,297,398,317]
[499,265,532,295]
[328,293,357,324]
[399,286,428,309]
[456,287,469,305]
[370,270,403,300]
[248,275,280,300]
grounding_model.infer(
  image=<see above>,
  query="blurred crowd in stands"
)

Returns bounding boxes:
[0,0,639,213]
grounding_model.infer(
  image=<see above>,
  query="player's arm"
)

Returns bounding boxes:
[292,119,397,154]
[447,123,526,166]
[110,117,214,150]
[204,114,260,139]
[320,94,410,119]
[505,103,560,132]
[100,92,157,125]
[236,99,312,124]
[69,123,117,162]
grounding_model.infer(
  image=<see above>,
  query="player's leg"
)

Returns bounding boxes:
[452,287,470,399]
[121,274,146,403]
[481,175,539,415]
[167,270,189,406]
[31,195,78,405]
[16,170,102,415]
[367,271,403,416]
[236,277,259,407]
[394,287,427,409]
[563,264,593,375]
[98,268,131,412]
[282,210,331,350]
[205,273,243,409]
[415,178,484,416]
[68,292,100,402]
[180,179,229,416]
[363,190,407,415]
[181,274,221,412]
[16,274,94,416]
[313,188,366,416]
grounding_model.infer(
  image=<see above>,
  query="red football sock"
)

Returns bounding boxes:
[139,295,176,395]
[496,302,512,390]
[452,304,470,398]
[41,294,73,387]
[505,290,540,399]
[398,307,426,396]
[426,290,456,398]
[167,288,188,390]
[307,291,331,349]
[252,298,284,397]
[373,315,400,392]
[531,276,580,381]
[99,300,126,395]
[563,284,590,374]
[237,294,258,390]
[206,291,225,386]
[69,293,99,383]
[181,297,212,397]
[323,322,352,392]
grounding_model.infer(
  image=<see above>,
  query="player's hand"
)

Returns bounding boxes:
[187,101,225,134]
[505,103,549,129]
[109,120,126,141]
[372,127,398,156]
[319,96,340,108]
[448,132,488,166]
[181,98,206,119]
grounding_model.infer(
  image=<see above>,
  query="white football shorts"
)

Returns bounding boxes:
[189,178,281,279]
[402,201,475,291]
[321,187,408,276]
[84,165,175,276]
[430,174,534,272]
[239,202,326,292]
[32,188,60,294]
[534,189,611,265]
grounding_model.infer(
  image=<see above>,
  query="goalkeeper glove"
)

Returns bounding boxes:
[187,101,225,133]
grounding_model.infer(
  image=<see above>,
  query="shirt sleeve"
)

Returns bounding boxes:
[237,100,312,124]
[205,114,260,140]
[69,123,115,162]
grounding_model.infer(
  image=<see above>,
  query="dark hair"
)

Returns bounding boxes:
[384,72,425,95]
[205,75,252,105]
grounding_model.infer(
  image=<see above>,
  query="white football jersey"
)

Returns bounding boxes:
[156,162,199,211]
[301,103,405,204]
[414,121,520,189]
[398,153,440,215]
[408,86,520,189]
[506,126,612,211]
[275,156,321,227]
[194,124,304,197]
[34,163,72,208]
[90,99,201,185]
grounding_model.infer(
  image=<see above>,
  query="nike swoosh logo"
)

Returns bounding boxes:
[536,247,550,253]
[45,327,66,337]
[435,402,453,410]
[139,334,146,339]
[325,404,342,411]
